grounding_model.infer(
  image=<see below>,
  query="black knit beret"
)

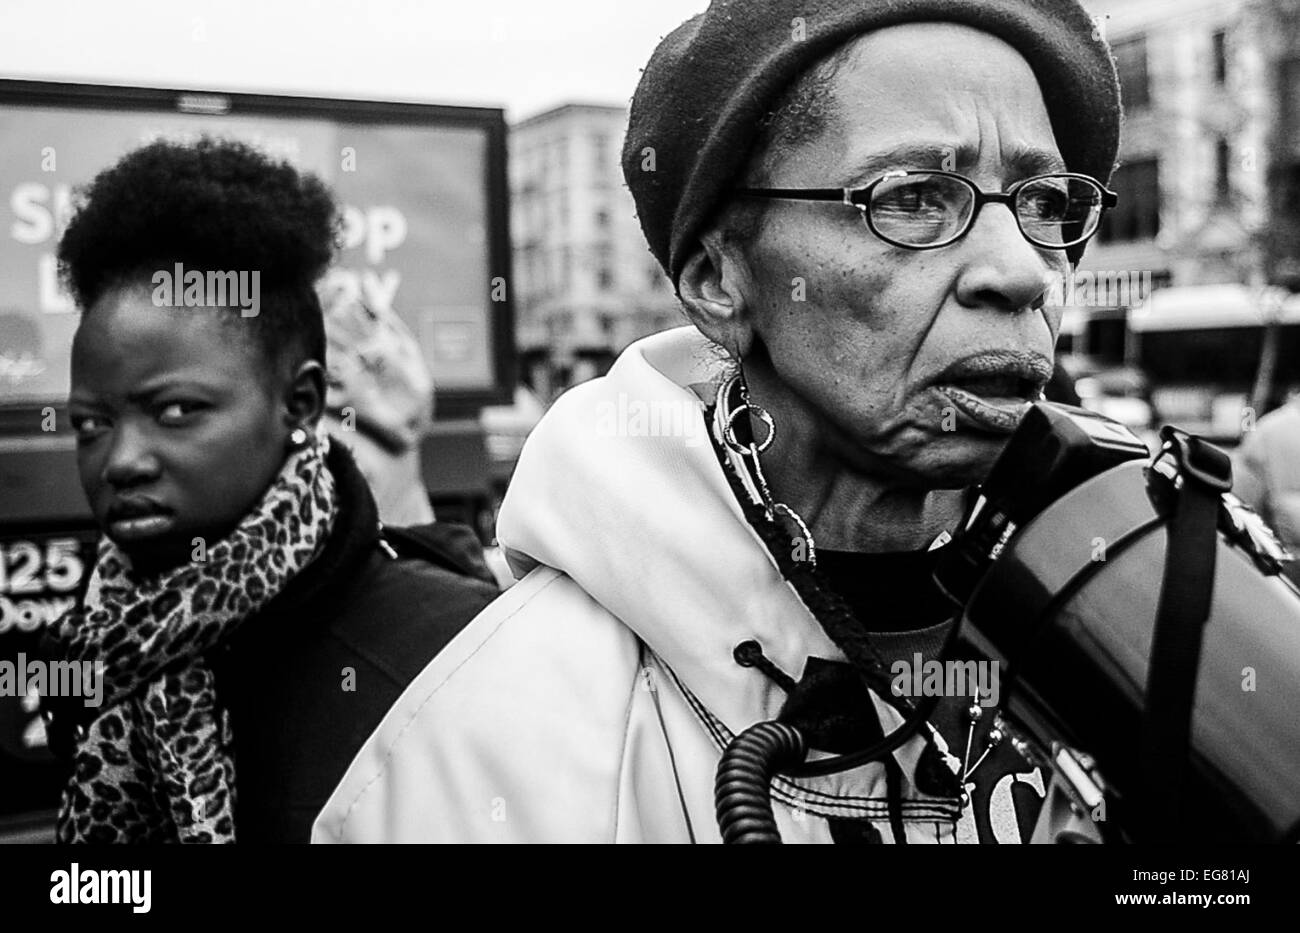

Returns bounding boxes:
[622,0,1123,282]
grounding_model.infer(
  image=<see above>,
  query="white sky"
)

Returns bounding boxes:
[1,0,711,121]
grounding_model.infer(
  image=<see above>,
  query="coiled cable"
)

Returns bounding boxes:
[714,721,808,843]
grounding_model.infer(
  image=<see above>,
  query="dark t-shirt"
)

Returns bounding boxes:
[817,545,954,633]
[814,544,1049,843]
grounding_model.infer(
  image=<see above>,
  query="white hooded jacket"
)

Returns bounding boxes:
[312,327,975,843]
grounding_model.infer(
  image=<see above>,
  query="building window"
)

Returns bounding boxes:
[592,133,613,188]
[1215,137,1231,200]
[596,243,614,291]
[595,208,610,229]
[1288,58,1300,129]
[1098,158,1160,243]
[1212,29,1227,85]
[1113,36,1150,110]
[1279,161,1300,218]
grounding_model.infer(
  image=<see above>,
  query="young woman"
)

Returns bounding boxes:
[41,137,498,843]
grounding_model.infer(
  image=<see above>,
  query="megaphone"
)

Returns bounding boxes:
[934,402,1300,843]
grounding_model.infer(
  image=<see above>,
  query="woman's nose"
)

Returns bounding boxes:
[953,203,1056,314]
[102,423,162,489]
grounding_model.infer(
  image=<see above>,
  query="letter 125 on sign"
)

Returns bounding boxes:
[0,538,84,596]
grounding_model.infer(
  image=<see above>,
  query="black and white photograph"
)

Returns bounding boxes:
[0,0,1297,908]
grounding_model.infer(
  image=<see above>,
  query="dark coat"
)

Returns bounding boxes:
[211,443,499,842]
[45,443,499,843]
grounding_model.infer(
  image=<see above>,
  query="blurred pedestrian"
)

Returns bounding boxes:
[318,279,436,526]
[41,137,498,843]
[1234,396,1300,587]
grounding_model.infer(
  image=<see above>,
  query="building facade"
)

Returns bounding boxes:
[1070,0,1300,360]
[509,103,679,400]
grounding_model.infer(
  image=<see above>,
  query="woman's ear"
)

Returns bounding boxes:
[677,230,756,359]
[283,359,327,434]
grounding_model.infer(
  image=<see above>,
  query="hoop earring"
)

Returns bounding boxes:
[718,372,775,455]
[714,370,817,567]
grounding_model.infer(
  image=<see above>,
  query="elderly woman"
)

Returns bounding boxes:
[316,0,1121,843]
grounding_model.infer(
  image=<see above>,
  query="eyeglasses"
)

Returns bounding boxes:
[735,170,1118,250]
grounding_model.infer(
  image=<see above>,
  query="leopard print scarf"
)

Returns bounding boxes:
[47,432,338,843]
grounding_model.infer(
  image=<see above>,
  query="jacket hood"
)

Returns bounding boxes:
[497,326,908,740]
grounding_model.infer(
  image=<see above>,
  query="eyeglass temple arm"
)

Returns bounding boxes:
[733,187,853,203]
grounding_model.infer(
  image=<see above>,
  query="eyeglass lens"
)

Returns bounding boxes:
[867,173,1104,248]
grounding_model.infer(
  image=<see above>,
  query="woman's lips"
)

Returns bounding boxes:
[934,385,1032,434]
[105,498,176,542]
[108,513,177,542]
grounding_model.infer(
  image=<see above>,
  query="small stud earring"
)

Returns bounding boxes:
[289,427,309,448]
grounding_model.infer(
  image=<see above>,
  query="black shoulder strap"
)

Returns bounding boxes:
[1140,429,1232,841]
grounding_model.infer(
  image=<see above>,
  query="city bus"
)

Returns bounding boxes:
[1126,283,1300,443]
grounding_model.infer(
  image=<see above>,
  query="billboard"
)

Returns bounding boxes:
[0,80,515,413]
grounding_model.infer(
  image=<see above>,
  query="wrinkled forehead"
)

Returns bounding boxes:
[778,22,1065,182]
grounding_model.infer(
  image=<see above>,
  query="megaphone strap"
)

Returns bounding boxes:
[1141,427,1232,841]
